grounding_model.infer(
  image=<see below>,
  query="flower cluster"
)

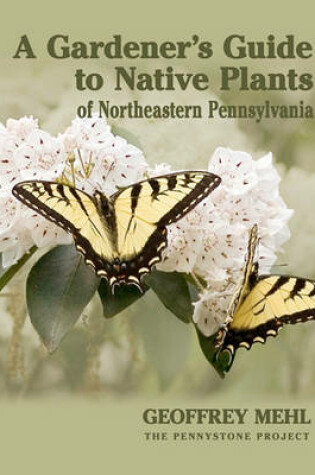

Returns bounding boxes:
[192,148,292,336]
[0,117,69,266]
[0,116,292,338]
[0,116,149,267]
[60,117,148,196]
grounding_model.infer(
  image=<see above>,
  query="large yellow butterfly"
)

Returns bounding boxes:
[12,171,221,292]
[214,224,315,371]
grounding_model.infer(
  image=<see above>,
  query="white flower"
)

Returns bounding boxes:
[0,118,71,266]
[193,291,232,337]
[0,117,66,189]
[0,190,21,233]
[158,147,292,337]
[0,116,148,267]
[157,208,205,273]
[60,116,148,196]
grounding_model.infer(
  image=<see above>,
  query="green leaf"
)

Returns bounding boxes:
[0,247,37,292]
[133,292,192,390]
[111,125,142,149]
[195,327,229,378]
[0,254,4,279]
[99,280,147,318]
[144,270,193,324]
[188,279,230,378]
[26,245,100,353]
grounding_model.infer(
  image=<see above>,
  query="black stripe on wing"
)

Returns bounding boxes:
[12,181,109,280]
[218,307,315,370]
[156,172,221,226]
[109,226,168,292]
[12,182,79,234]
[111,171,221,226]
[108,171,221,291]
[216,306,315,373]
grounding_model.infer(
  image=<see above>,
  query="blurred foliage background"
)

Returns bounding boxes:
[0,52,315,400]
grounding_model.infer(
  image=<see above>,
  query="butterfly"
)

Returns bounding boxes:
[12,171,221,292]
[213,224,315,372]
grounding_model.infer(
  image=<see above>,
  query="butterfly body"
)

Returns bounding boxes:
[13,171,221,292]
[214,224,315,372]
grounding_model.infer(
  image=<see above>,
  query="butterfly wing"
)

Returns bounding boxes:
[12,181,115,277]
[13,171,221,290]
[224,224,259,324]
[219,275,315,368]
[111,171,221,286]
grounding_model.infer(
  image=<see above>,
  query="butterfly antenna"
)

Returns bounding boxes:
[259,262,289,272]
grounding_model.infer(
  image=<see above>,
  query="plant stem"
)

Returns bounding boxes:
[0,246,37,292]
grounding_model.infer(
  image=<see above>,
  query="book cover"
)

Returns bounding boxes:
[0,1,314,473]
